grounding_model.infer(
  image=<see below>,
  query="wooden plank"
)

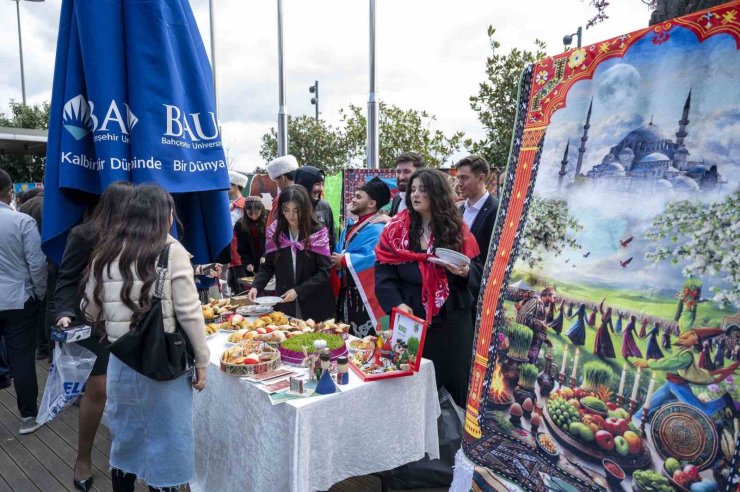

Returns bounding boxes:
[0,446,38,492]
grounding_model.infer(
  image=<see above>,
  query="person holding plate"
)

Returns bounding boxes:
[248,186,334,322]
[375,168,482,407]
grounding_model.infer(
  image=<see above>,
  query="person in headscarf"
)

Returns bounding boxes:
[621,314,642,358]
[661,322,673,350]
[332,177,390,337]
[549,299,565,335]
[375,169,481,407]
[566,303,589,346]
[593,300,616,358]
[294,165,335,249]
[644,322,664,360]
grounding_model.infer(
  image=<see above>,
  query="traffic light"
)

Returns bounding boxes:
[309,80,319,120]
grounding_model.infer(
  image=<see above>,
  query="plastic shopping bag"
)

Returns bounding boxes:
[36,341,97,425]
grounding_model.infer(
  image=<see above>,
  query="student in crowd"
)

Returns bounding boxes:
[332,177,391,337]
[55,181,134,491]
[294,165,335,248]
[18,186,53,360]
[234,196,267,279]
[228,171,247,226]
[375,168,482,407]
[389,151,425,216]
[266,154,299,225]
[82,184,209,492]
[248,185,334,322]
[0,169,47,434]
[456,155,499,258]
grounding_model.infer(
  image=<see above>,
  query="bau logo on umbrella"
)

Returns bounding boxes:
[62,94,138,142]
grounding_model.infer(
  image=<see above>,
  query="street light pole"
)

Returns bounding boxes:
[563,26,583,50]
[208,0,220,117]
[13,0,27,105]
[276,0,288,156]
[366,0,379,170]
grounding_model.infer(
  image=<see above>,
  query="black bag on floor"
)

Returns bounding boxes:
[385,386,464,489]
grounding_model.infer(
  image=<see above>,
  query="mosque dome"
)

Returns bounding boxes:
[671,176,700,191]
[656,179,674,190]
[640,152,671,163]
[621,124,670,146]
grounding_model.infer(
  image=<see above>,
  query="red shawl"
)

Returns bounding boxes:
[375,210,479,323]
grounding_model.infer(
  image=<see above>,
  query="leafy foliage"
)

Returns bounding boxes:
[0,100,50,182]
[519,197,583,269]
[407,336,420,356]
[259,103,464,172]
[645,192,739,306]
[467,27,546,172]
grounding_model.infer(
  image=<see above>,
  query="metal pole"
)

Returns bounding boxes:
[14,0,27,106]
[276,0,288,156]
[366,0,379,169]
[314,80,319,121]
[576,26,583,48]
[208,0,220,117]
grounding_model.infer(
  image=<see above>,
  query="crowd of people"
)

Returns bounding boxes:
[0,149,500,491]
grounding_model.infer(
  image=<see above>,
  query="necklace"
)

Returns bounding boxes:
[420,224,431,247]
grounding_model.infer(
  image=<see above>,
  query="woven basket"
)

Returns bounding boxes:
[220,342,282,376]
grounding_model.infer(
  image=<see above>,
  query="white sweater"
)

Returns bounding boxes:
[83,236,210,368]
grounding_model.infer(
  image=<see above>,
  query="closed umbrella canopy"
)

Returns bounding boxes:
[42,0,231,264]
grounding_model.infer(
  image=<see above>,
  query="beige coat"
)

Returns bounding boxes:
[83,236,210,368]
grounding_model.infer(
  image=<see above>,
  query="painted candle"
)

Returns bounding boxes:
[618,362,627,397]
[630,367,642,401]
[570,348,580,379]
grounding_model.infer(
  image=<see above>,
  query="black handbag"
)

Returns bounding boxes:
[107,244,195,381]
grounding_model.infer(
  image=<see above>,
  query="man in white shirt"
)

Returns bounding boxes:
[456,155,499,257]
[389,152,425,216]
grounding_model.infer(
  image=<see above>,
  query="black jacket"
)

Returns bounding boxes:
[251,226,334,322]
[55,222,95,322]
[375,250,483,322]
[460,193,499,261]
[314,199,335,249]
[294,166,335,247]
[389,193,404,217]
[234,219,265,272]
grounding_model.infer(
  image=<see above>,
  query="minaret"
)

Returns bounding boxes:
[558,140,570,190]
[574,99,592,178]
[675,90,691,147]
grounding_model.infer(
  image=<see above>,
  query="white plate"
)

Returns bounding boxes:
[236,305,273,316]
[432,253,469,267]
[435,248,470,261]
[428,257,460,268]
[255,296,283,306]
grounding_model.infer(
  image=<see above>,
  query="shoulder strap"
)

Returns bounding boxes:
[153,243,172,299]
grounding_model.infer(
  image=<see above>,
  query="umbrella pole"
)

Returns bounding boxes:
[208,0,220,117]
[366,0,379,170]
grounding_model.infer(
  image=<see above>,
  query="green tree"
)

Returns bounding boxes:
[645,192,739,306]
[259,115,350,173]
[341,103,465,168]
[259,103,464,171]
[467,27,546,172]
[519,196,582,269]
[0,100,50,182]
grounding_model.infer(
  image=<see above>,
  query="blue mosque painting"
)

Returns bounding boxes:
[559,91,725,193]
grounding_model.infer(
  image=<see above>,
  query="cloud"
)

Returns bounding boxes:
[595,63,641,113]
[0,0,644,172]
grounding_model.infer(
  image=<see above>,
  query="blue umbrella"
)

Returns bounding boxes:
[42,0,231,265]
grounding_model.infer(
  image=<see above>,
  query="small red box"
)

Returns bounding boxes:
[349,308,429,382]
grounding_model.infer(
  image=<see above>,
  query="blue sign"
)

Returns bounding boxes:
[43,0,231,264]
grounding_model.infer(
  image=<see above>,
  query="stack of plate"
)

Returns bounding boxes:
[432,248,470,267]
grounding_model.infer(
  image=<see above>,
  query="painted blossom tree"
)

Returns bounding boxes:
[518,196,583,269]
[645,191,739,306]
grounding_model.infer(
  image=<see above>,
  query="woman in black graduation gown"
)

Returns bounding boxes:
[375,169,482,407]
[248,185,334,322]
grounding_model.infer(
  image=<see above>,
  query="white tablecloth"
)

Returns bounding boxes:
[191,332,441,492]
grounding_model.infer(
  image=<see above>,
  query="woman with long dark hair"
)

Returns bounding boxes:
[375,169,481,407]
[621,314,643,358]
[593,300,616,358]
[248,185,334,321]
[55,181,133,491]
[82,184,209,492]
[234,196,266,281]
[566,303,588,346]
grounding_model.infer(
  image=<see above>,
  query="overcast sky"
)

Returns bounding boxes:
[0,0,648,172]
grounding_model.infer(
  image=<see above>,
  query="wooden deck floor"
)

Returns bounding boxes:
[0,360,444,492]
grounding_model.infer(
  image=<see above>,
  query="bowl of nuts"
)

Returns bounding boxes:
[536,433,560,461]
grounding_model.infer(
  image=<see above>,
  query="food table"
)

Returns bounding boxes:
[191,331,441,492]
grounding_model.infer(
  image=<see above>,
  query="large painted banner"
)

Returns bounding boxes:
[463,3,740,491]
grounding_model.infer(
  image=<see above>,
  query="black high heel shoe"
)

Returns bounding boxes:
[73,476,93,492]
[73,460,93,492]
